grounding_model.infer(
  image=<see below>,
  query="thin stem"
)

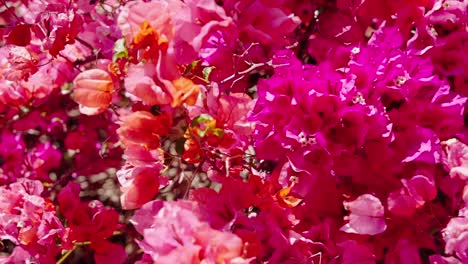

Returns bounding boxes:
[75,37,96,52]
[56,241,92,264]
[183,158,205,199]
[58,53,82,72]
[56,246,76,264]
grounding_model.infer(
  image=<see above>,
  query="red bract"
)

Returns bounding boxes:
[2,46,38,82]
[118,164,162,210]
[212,91,255,136]
[116,110,172,209]
[338,240,375,264]
[387,175,437,216]
[58,183,126,264]
[0,131,26,183]
[117,111,172,149]
[5,24,32,47]
[25,142,61,181]
[35,4,84,57]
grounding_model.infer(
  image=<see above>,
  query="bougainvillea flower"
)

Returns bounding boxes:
[58,183,120,242]
[317,9,363,44]
[402,175,437,205]
[341,194,387,235]
[25,142,61,181]
[429,31,468,76]
[224,0,301,46]
[130,21,170,61]
[124,63,172,105]
[34,4,84,57]
[117,164,162,210]
[338,240,376,264]
[72,69,114,115]
[57,183,126,264]
[429,254,462,264]
[132,21,167,47]
[117,111,172,149]
[387,174,437,216]
[182,136,203,164]
[274,182,303,208]
[387,189,419,216]
[123,143,165,167]
[216,93,255,135]
[0,130,26,181]
[443,217,468,262]
[442,138,468,180]
[0,179,64,263]
[384,239,424,264]
[5,24,32,47]
[1,0,468,262]
[169,77,200,107]
[171,0,236,64]
[426,0,468,37]
[117,0,181,44]
[131,200,245,263]
[2,45,38,82]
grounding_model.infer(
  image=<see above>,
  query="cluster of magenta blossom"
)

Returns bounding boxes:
[0,0,467,263]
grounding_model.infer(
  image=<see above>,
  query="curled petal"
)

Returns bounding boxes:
[117,111,172,149]
[124,64,172,105]
[72,69,114,115]
[341,194,387,235]
[118,165,161,210]
[171,77,200,107]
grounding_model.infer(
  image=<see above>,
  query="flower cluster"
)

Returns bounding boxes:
[0,0,467,263]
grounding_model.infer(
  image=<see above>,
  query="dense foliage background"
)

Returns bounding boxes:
[0,0,467,263]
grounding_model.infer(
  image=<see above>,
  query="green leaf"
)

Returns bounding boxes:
[112,38,128,62]
[212,128,224,138]
[60,82,73,95]
[183,60,200,76]
[191,114,215,127]
[191,114,216,138]
[190,60,200,69]
[99,142,108,157]
[202,66,216,81]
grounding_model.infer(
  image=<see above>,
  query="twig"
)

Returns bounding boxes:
[56,241,91,264]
